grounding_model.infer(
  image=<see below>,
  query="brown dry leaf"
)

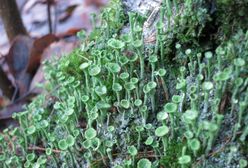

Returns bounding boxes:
[27,34,59,74]
[0,89,10,108]
[29,39,80,94]
[85,0,108,7]
[0,0,103,56]
[56,4,94,32]
[0,64,14,100]
[0,100,25,120]
[4,34,58,99]
[0,93,36,130]
[0,96,10,109]
[59,5,79,23]
[57,28,82,37]
[6,35,33,79]
[0,91,36,119]
[5,35,33,97]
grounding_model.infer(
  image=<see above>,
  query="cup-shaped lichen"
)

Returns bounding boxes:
[172,95,183,104]
[189,138,200,156]
[155,125,169,155]
[108,38,125,49]
[157,111,169,123]
[164,103,177,113]
[239,159,248,168]
[95,85,107,96]
[89,65,101,77]
[137,158,151,168]
[85,128,97,140]
[128,145,138,166]
[58,139,68,151]
[120,99,130,109]
[178,155,191,168]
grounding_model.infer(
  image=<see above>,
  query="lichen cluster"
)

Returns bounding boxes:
[0,0,247,168]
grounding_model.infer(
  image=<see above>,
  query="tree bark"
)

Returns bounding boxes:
[0,0,28,42]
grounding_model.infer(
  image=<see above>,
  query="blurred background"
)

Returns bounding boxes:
[0,0,107,129]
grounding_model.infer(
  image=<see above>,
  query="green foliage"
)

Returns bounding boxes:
[216,0,248,39]
[160,140,185,168]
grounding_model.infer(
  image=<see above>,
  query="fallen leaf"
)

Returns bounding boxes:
[0,119,18,131]
[0,94,36,130]
[5,34,58,99]
[59,4,79,23]
[30,39,80,94]
[0,99,26,120]
[27,34,59,74]
[57,28,82,37]
[6,35,33,79]
[5,35,33,98]
[85,0,108,7]
[0,95,10,109]
[0,63,14,99]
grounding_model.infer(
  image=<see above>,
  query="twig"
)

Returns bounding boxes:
[28,146,61,154]
[47,0,53,33]
[53,4,57,33]
[90,150,159,167]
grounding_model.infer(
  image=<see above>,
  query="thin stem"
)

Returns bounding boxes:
[137,49,144,95]
[160,39,165,68]
[203,92,209,114]
[52,153,59,168]
[161,78,169,101]
[68,148,78,168]
[47,0,52,33]
[169,114,174,138]
[83,72,89,94]
[162,137,168,155]
[151,92,156,113]
[173,0,178,14]
[137,132,141,149]
[151,63,155,81]
[206,134,214,155]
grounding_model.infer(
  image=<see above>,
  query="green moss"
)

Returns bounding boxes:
[160,140,186,168]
